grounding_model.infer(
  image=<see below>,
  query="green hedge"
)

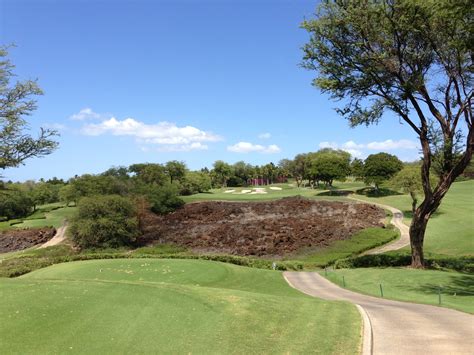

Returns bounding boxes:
[334,253,474,273]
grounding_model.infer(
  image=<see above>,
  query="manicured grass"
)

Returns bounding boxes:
[293,227,399,267]
[16,206,76,229]
[356,180,474,256]
[0,259,361,354]
[182,184,347,202]
[324,267,473,314]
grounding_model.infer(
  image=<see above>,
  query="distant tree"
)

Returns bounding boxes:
[350,158,365,180]
[165,160,187,184]
[306,149,351,187]
[0,46,58,171]
[390,166,437,215]
[301,0,472,267]
[59,184,76,206]
[364,153,403,190]
[101,166,130,180]
[212,160,233,187]
[180,171,212,195]
[291,154,308,187]
[0,189,33,219]
[129,163,167,185]
[278,159,292,179]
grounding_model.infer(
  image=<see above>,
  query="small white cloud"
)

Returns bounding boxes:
[258,132,271,139]
[227,141,281,154]
[70,108,107,121]
[366,139,418,150]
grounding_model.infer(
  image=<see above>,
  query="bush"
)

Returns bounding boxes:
[69,195,139,249]
[148,184,185,214]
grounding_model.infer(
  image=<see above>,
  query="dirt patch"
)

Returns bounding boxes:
[139,196,385,257]
[0,228,56,253]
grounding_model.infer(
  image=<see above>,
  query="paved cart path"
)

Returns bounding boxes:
[349,196,410,254]
[284,272,474,355]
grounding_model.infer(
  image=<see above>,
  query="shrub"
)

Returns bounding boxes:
[148,184,185,214]
[69,195,139,249]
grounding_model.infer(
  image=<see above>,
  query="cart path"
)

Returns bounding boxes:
[284,272,474,355]
[39,224,67,249]
[349,196,410,254]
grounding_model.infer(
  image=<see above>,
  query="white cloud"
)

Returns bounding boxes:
[318,139,418,158]
[81,117,222,151]
[227,141,281,154]
[366,139,418,150]
[70,108,107,121]
[258,132,271,139]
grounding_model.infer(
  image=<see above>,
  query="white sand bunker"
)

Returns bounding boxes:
[250,188,268,194]
[269,187,282,190]
[241,189,252,194]
[224,190,235,193]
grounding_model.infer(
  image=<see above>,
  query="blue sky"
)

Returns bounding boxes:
[1,0,419,181]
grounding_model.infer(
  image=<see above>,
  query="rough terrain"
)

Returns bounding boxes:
[0,227,56,253]
[140,197,385,257]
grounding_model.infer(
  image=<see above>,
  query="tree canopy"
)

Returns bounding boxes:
[302,0,473,267]
[0,47,58,170]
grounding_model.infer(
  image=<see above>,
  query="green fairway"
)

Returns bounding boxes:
[356,181,474,256]
[324,267,473,313]
[181,183,349,202]
[0,259,361,354]
[0,204,77,231]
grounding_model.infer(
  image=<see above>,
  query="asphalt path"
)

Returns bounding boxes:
[284,272,474,355]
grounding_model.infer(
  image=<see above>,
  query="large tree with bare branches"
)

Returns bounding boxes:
[302,0,472,267]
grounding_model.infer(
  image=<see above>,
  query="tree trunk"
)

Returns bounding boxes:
[409,214,428,268]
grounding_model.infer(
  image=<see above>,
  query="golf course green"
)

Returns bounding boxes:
[0,259,361,354]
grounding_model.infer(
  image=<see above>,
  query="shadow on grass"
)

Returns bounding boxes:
[408,274,474,296]
[355,187,402,197]
[316,190,353,197]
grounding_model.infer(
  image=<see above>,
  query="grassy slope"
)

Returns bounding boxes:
[324,267,473,313]
[0,259,361,354]
[0,204,76,231]
[293,227,399,266]
[356,180,474,256]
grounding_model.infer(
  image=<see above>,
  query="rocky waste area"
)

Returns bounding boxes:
[139,196,386,257]
[0,227,56,253]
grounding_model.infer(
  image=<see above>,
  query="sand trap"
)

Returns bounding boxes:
[251,188,268,194]
[241,190,251,194]
[224,190,235,193]
[269,187,282,190]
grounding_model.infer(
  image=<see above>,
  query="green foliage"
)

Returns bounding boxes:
[306,148,351,187]
[179,171,212,195]
[165,160,187,184]
[334,252,474,273]
[0,46,58,170]
[211,160,233,187]
[0,189,33,219]
[69,195,139,248]
[363,153,403,189]
[147,183,185,214]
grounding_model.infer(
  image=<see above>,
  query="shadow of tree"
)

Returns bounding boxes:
[316,190,353,196]
[355,187,403,197]
[407,274,474,296]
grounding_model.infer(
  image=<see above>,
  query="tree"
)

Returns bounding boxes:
[306,149,351,187]
[351,158,365,180]
[390,166,437,215]
[302,0,473,267]
[0,46,58,171]
[129,163,167,186]
[291,154,308,187]
[363,153,403,190]
[165,160,187,184]
[212,160,233,187]
[180,171,212,195]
